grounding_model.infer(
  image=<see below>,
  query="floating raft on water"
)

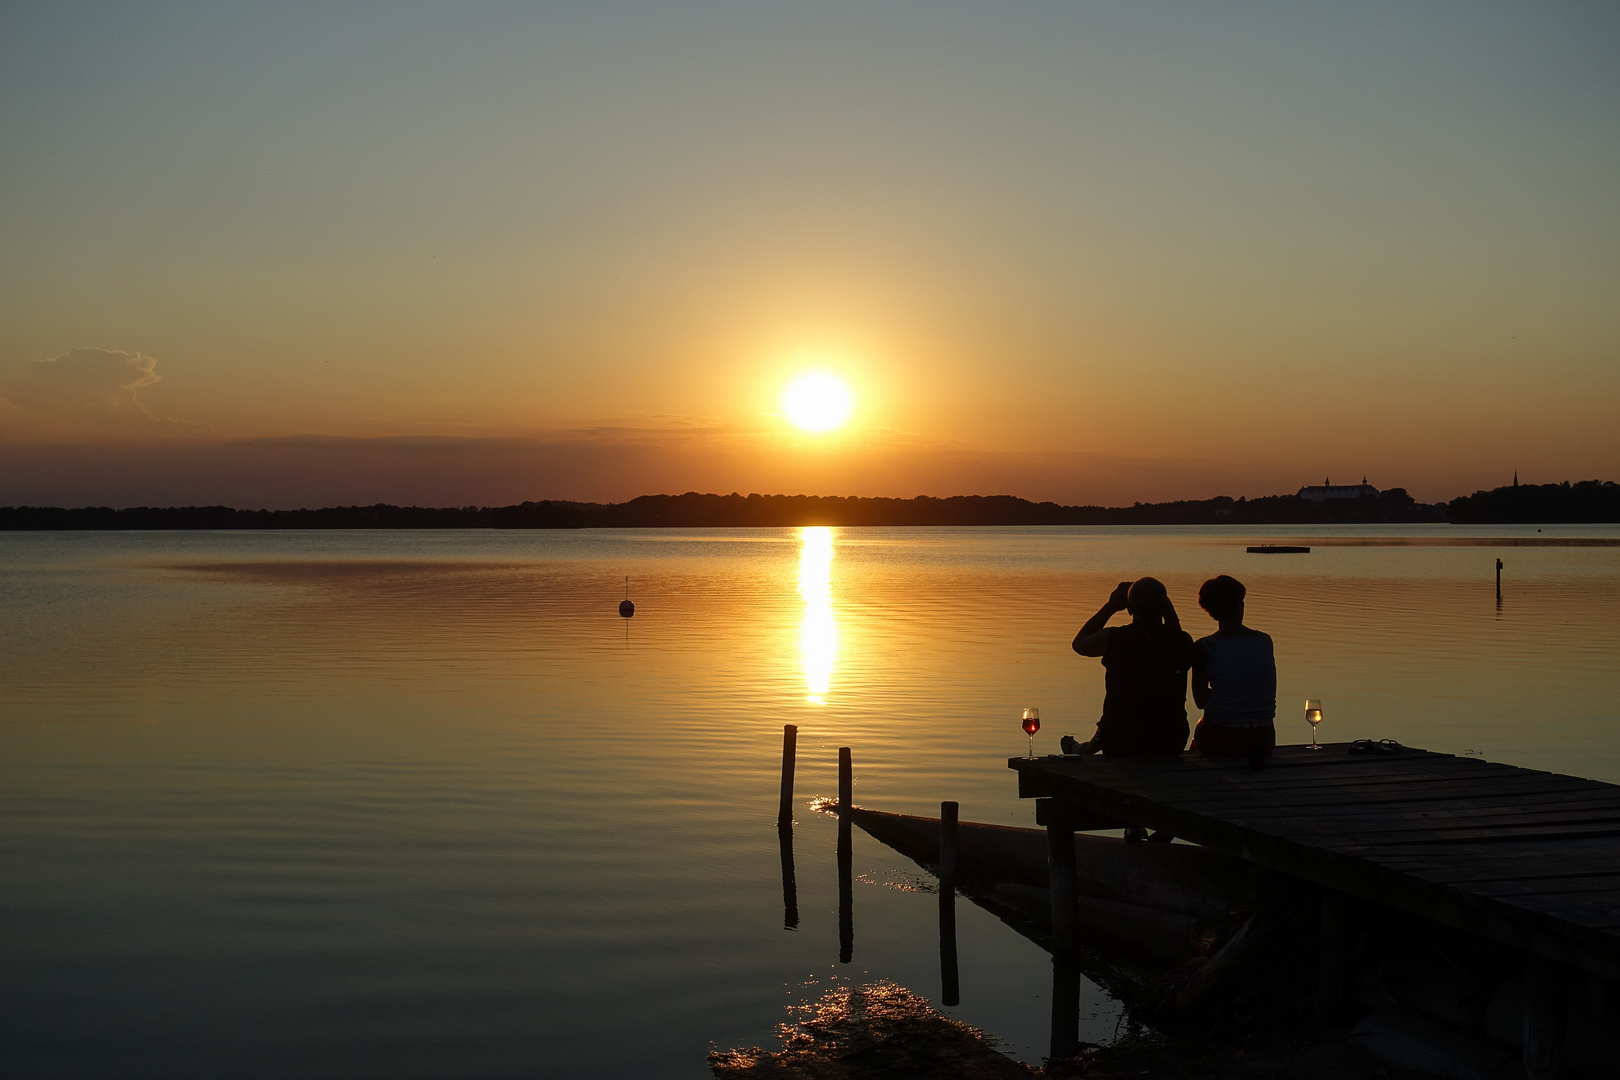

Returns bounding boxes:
[1247,544,1310,554]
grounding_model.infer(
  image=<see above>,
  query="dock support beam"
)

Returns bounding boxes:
[837,746,853,964]
[1314,891,1351,1026]
[777,724,797,828]
[1048,957,1082,1061]
[938,801,959,1006]
[1045,802,1079,958]
[1523,955,1567,1080]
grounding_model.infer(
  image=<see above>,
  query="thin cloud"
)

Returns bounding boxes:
[4,348,159,416]
[1,348,209,438]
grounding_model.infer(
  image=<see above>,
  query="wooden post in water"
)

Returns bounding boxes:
[1523,954,1567,1080]
[838,746,852,818]
[1045,802,1079,958]
[938,800,960,1007]
[1497,559,1504,605]
[777,725,797,828]
[837,746,853,963]
[776,725,801,929]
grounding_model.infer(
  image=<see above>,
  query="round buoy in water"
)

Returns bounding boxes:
[619,599,635,618]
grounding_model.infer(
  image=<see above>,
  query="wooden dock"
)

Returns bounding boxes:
[1011,744,1620,1074]
[1011,745,1620,977]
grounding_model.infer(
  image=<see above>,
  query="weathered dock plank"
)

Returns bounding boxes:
[1010,744,1620,981]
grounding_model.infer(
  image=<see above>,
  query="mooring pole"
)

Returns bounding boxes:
[837,746,853,964]
[1496,559,1504,605]
[838,746,852,818]
[777,725,798,828]
[1045,802,1078,959]
[939,800,960,1007]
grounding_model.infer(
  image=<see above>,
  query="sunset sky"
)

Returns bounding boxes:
[2,2,1616,508]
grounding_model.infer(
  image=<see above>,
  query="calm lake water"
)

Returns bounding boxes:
[3,525,1619,1077]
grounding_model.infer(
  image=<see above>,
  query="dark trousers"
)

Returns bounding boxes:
[1093,717,1189,759]
[1192,719,1275,760]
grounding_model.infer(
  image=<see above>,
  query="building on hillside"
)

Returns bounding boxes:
[1298,477,1380,502]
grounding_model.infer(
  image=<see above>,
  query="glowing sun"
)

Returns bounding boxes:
[781,372,853,433]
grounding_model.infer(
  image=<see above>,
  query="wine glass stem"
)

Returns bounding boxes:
[1027,733,1033,759]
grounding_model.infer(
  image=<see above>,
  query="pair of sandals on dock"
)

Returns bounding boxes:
[1348,738,1407,755]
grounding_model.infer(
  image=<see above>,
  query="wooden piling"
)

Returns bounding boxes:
[1045,802,1079,958]
[777,725,797,828]
[838,746,852,817]
[939,801,960,1006]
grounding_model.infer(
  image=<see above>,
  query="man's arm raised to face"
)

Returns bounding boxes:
[1162,594,1182,634]
[1073,581,1131,657]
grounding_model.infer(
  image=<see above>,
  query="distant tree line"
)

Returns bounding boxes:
[1445,480,1620,524]
[4,480,1614,529]
[0,486,1463,529]
[0,502,593,531]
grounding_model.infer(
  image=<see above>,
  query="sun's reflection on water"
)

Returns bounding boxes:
[797,527,837,704]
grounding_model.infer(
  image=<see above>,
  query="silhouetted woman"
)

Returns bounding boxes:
[1190,575,1277,762]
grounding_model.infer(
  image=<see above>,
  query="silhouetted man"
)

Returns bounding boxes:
[1062,577,1194,759]
[1190,575,1276,762]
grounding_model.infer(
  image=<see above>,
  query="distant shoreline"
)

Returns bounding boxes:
[2,480,1616,529]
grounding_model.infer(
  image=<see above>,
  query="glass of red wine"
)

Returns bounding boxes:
[1021,707,1040,759]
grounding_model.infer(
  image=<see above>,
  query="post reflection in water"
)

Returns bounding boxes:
[938,802,961,1008]
[837,825,853,964]
[1049,957,1082,1060]
[797,527,837,704]
[778,823,799,930]
[837,746,854,964]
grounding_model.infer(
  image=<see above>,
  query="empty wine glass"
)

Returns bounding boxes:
[1305,698,1323,750]
[1021,707,1040,759]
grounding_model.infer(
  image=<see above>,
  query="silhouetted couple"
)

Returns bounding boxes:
[1061,575,1276,762]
